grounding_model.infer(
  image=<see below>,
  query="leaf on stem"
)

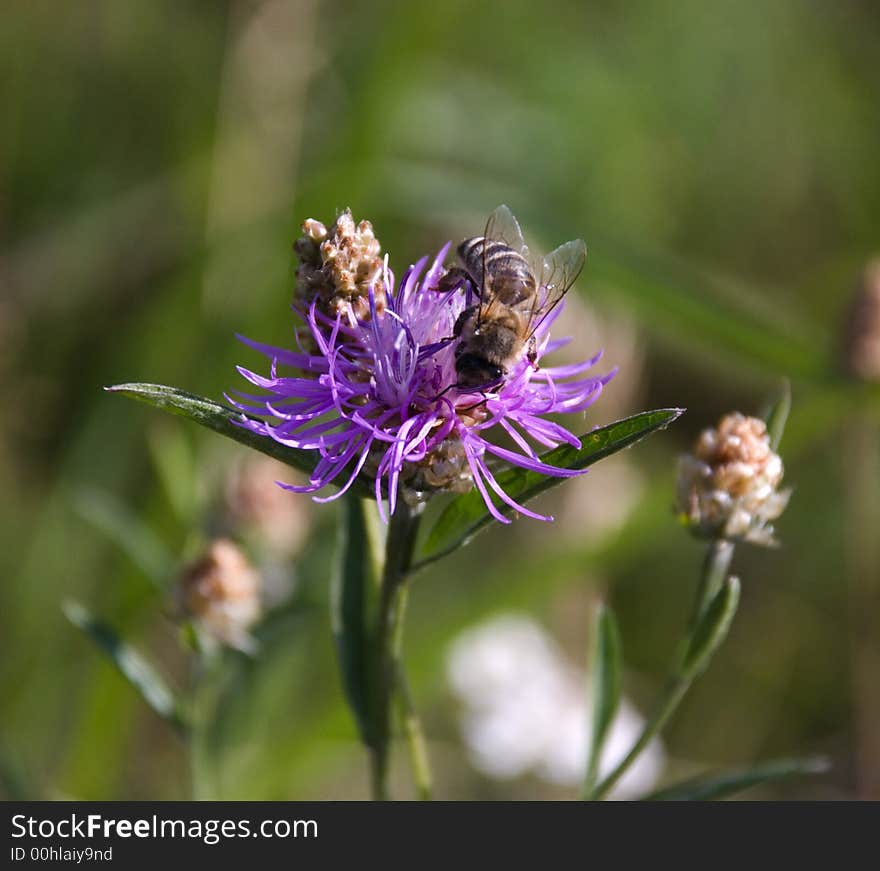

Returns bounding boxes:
[680,576,740,679]
[105,383,372,492]
[331,497,375,744]
[63,600,188,735]
[417,408,685,569]
[583,603,622,797]
[644,756,830,801]
[763,379,791,451]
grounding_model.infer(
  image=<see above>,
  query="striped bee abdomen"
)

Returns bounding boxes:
[458,236,536,307]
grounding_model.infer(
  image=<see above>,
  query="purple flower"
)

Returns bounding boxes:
[229,233,615,524]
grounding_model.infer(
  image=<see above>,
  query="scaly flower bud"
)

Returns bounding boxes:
[293,209,388,321]
[677,413,791,546]
[178,539,262,652]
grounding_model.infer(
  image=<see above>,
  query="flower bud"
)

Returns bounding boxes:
[293,209,388,321]
[178,539,262,652]
[400,436,474,505]
[677,413,791,546]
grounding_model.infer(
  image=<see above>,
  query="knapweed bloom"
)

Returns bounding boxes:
[230,211,615,523]
[178,539,262,653]
[677,413,791,546]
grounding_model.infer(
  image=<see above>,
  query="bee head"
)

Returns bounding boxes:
[455,353,504,390]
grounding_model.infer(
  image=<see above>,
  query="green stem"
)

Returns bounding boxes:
[369,501,424,801]
[188,642,219,801]
[395,642,434,800]
[690,539,734,631]
[590,538,735,800]
[583,733,602,799]
[591,674,691,800]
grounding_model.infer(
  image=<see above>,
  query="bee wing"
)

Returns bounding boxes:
[478,205,529,323]
[483,204,529,256]
[524,238,587,340]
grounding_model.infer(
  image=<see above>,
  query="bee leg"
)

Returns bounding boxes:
[526,336,539,370]
[432,382,459,400]
[453,306,479,338]
[435,267,469,294]
[457,395,490,413]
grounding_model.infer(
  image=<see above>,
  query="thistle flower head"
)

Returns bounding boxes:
[178,539,262,652]
[677,413,791,546]
[231,211,615,523]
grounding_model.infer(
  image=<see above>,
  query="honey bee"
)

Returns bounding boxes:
[440,205,586,391]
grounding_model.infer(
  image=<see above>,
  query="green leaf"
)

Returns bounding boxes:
[763,379,791,451]
[680,576,740,679]
[331,497,375,744]
[416,408,685,570]
[583,603,622,797]
[105,383,368,491]
[63,600,188,736]
[644,756,830,801]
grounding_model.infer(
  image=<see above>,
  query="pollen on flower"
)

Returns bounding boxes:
[178,539,262,652]
[677,413,791,546]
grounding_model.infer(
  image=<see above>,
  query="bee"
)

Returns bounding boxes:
[440,205,586,391]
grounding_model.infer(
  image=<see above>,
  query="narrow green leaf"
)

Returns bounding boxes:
[105,383,371,491]
[680,576,740,679]
[417,408,685,570]
[63,600,188,735]
[331,497,374,743]
[583,604,622,797]
[763,379,791,452]
[73,487,174,589]
[644,756,830,801]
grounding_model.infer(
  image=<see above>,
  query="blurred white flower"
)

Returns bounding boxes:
[446,613,664,798]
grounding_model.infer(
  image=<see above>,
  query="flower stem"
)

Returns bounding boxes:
[395,640,434,800]
[369,500,424,800]
[590,674,691,800]
[590,538,735,800]
[690,539,734,631]
[188,643,219,801]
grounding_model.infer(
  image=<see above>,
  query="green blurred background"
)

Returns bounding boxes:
[2,0,879,800]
